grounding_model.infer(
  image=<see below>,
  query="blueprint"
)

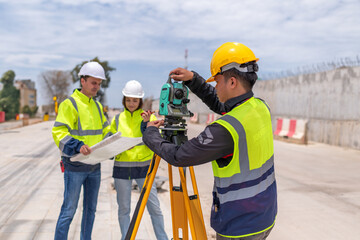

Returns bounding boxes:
[71,132,143,165]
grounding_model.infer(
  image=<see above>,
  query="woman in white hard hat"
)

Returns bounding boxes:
[109,80,168,240]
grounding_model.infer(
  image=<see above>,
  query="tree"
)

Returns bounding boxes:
[39,70,72,104]
[22,105,38,117]
[0,70,20,120]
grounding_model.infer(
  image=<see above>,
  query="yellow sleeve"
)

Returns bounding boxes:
[110,115,118,134]
[52,99,78,148]
[96,101,112,139]
[150,114,157,121]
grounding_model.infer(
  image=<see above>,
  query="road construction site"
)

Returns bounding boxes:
[0,120,359,240]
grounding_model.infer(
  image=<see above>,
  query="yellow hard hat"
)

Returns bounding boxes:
[206,42,259,82]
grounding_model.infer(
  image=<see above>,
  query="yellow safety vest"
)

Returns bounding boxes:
[210,97,277,238]
[110,108,156,167]
[52,89,110,157]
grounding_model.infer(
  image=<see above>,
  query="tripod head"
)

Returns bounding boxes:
[160,116,188,146]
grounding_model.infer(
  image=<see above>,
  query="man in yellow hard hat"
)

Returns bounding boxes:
[142,42,277,239]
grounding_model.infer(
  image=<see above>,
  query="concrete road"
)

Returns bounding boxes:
[269,140,360,240]
[0,120,173,240]
[0,120,359,240]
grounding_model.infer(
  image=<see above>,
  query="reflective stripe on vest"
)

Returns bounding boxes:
[112,109,154,166]
[114,159,151,167]
[58,135,72,156]
[53,96,105,137]
[54,121,103,136]
[68,96,106,134]
[57,96,105,157]
[115,113,120,130]
[212,100,275,205]
[114,112,144,146]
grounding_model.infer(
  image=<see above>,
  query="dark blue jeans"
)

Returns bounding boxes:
[54,168,101,240]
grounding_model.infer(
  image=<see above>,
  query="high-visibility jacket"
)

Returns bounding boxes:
[52,89,111,171]
[211,97,277,238]
[110,108,156,179]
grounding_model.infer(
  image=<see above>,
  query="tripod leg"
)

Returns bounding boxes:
[178,167,207,240]
[169,164,189,240]
[189,166,206,227]
[125,154,161,240]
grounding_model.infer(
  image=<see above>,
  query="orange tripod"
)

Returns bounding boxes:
[125,124,207,240]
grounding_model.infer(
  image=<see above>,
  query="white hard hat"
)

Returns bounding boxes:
[78,61,106,80]
[122,80,145,98]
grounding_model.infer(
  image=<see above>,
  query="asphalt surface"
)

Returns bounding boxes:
[0,120,359,240]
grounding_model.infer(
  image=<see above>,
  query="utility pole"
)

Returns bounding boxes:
[184,49,188,70]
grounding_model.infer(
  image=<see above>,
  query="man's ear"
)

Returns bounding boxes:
[80,77,85,86]
[229,77,237,88]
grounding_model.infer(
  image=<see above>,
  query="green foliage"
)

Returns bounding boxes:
[0,70,20,120]
[21,105,38,117]
[70,57,116,89]
[32,106,38,116]
[21,105,31,115]
[1,70,16,87]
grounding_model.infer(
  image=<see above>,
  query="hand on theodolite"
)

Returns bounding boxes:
[146,120,164,128]
[169,68,194,81]
[141,110,164,128]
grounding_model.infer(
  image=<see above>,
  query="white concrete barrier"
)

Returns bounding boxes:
[274,117,308,144]
[289,119,308,140]
[277,118,290,137]
[206,113,217,125]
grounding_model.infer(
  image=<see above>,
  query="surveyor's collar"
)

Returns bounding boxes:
[223,91,254,113]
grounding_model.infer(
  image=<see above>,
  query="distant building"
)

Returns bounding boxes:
[14,79,37,109]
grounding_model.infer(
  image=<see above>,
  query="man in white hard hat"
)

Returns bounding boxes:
[52,61,111,240]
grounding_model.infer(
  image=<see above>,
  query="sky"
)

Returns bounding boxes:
[0,0,359,108]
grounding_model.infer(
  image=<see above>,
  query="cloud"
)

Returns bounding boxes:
[0,0,359,106]
[4,53,63,68]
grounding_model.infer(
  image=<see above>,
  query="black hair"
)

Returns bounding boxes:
[222,61,258,91]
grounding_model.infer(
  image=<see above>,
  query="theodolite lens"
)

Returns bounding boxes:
[174,89,184,99]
